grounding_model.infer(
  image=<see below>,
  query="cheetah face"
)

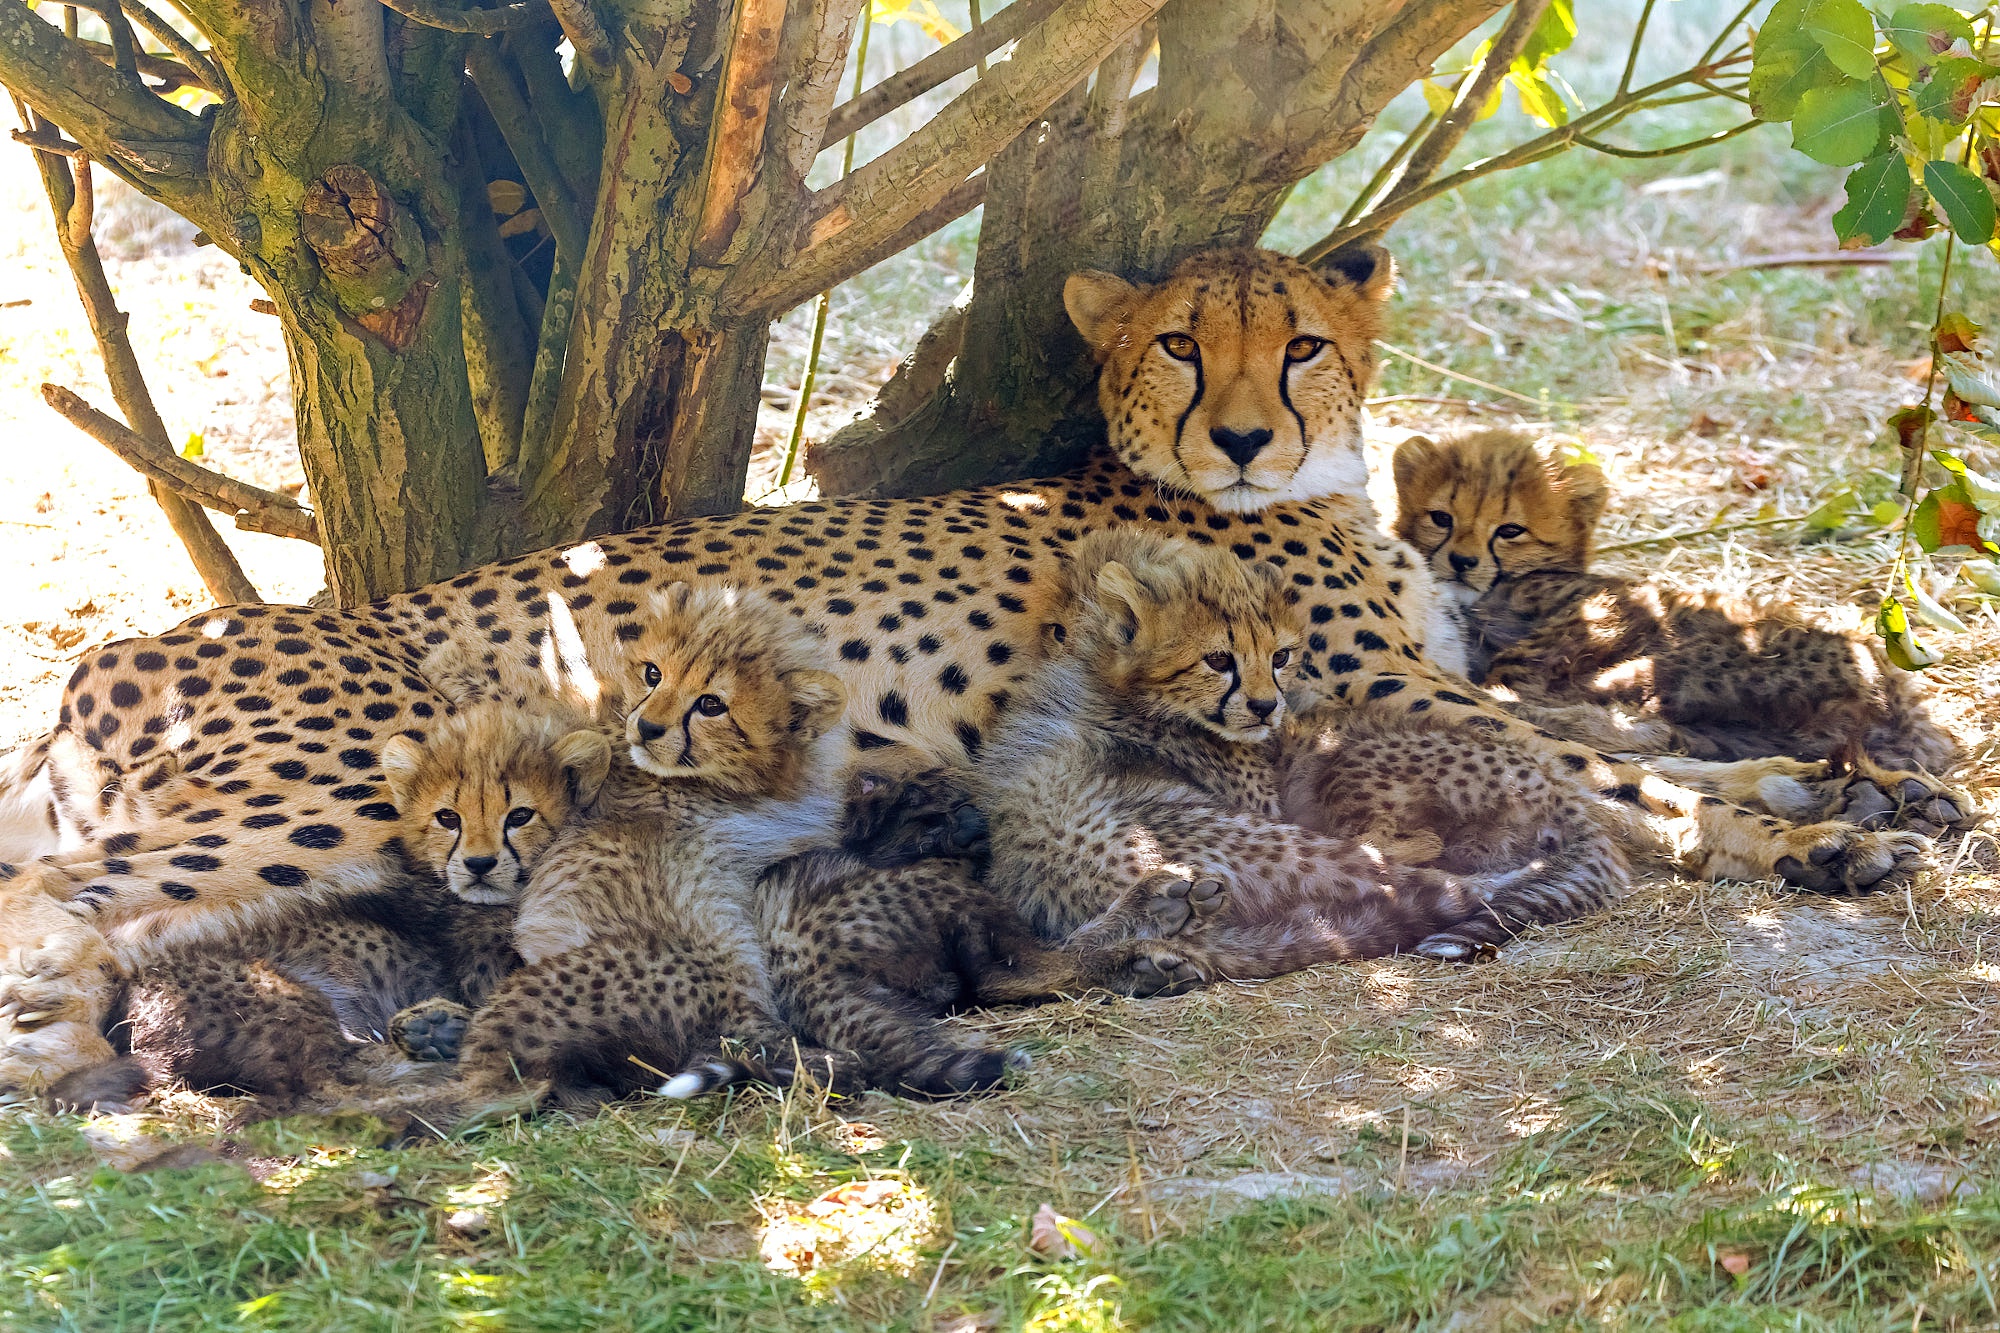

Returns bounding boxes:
[609,584,846,797]
[382,706,610,905]
[1392,429,1607,598]
[1065,531,1301,744]
[1064,247,1395,515]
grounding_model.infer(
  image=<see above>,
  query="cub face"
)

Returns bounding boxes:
[1061,530,1300,743]
[1063,246,1395,514]
[1392,428,1608,599]
[381,705,612,904]
[602,583,846,797]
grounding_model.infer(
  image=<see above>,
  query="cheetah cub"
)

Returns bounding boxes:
[972,530,1558,984]
[1393,428,1975,850]
[392,583,861,1121]
[43,705,610,1116]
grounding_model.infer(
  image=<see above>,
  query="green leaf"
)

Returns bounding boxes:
[1931,448,2000,509]
[1906,568,1971,630]
[1870,497,1908,525]
[1923,159,1997,240]
[1832,151,1913,245]
[1792,80,1890,164]
[1909,483,2000,555]
[1909,57,2000,123]
[1420,79,1455,116]
[1519,0,1576,70]
[1752,0,1845,120]
[1876,594,1942,669]
[1509,66,1570,127]
[1962,556,2000,593]
[1806,0,1880,79]
[1883,3,1977,62]
[181,431,204,459]
[1940,350,2000,406]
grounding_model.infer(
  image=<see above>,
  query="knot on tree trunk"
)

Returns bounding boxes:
[302,164,429,330]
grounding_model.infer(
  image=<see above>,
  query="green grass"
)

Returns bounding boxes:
[8,1079,1999,1331]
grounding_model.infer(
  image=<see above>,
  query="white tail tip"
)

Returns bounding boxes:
[657,1072,706,1099]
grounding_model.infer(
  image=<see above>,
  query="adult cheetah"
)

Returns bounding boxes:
[0,246,1928,1089]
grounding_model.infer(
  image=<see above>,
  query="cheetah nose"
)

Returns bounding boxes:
[463,854,498,878]
[1210,426,1273,467]
[1247,697,1278,720]
[1448,552,1480,577]
[635,718,667,743]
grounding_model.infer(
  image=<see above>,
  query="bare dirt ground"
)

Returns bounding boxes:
[3,117,2000,1326]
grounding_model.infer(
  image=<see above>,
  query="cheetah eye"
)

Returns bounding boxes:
[642,662,662,689]
[1202,651,1235,673]
[1159,333,1198,362]
[1285,336,1325,363]
[1271,648,1291,669]
[434,809,461,831]
[1427,510,1453,530]
[505,807,536,829]
[694,694,728,717]
[1495,523,1528,539]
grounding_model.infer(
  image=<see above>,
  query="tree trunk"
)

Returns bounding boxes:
[813,0,1505,498]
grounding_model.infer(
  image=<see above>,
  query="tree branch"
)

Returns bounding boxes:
[749,171,987,316]
[118,0,226,96]
[770,0,865,191]
[15,98,258,602]
[467,40,587,265]
[818,0,1063,149]
[1285,0,1510,173]
[1367,0,1547,215]
[759,0,1166,309]
[692,0,789,264]
[374,0,549,36]
[0,0,209,185]
[43,385,319,544]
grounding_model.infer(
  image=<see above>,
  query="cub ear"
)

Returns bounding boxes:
[1391,434,1439,496]
[650,581,695,619]
[1093,559,1152,645]
[380,733,425,808]
[783,668,847,740]
[1558,461,1610,541]
[554,729,612,808]
[1064,271,1140,353]
[1315,244,1395,302]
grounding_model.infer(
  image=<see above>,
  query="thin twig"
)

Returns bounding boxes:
[468,41,587,265]
[1596,513,1811,553]
[777,8,875,492]
[373,0,548,34]
[547,0,613,69]
[11,127,87,158]
[1371,338,1557,408]
[1574,119,1760,159]
[43,384,318,544]
[1617,0,1657,98]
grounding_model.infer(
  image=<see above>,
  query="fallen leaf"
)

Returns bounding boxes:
[667,71,694,95]
[446,1207,490,1236]
[808,1179,903,1216]
[1719,1250,1751,1276]
[1027,1202,1102,1260]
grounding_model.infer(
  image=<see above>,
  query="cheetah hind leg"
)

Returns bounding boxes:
[390,999,473,1062]
[1825,753,1980,838]
[1068,869,1228,950]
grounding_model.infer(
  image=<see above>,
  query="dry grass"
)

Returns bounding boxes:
[5,18,2000,1324]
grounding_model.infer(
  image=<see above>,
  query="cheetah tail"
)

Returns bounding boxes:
[656,1057,759,1100]
[1415,814,1631,959]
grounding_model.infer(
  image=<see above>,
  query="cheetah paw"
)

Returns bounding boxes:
[1411,932,1503,964]
[389,999,471,1062]
[1832,773,1980,838]
[1114,944,1210,998]
[0,1020,117,1095]
[1772,824,1931,895]
[1136,873,1228,939]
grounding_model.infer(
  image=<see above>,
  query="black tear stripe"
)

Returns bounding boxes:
[1171,355,1207,484]
[1275,361,1309,481]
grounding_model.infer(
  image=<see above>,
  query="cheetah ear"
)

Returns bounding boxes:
[1064,271,1140,353]
[1093,560,1153,646]
[1391,434,1439,495]
[1315,244,1396,302]
[782,669,846,741]
[554,729,612,808]
[651,582,695,619]
[1557,461,1609,557]
[380,733,426,807]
